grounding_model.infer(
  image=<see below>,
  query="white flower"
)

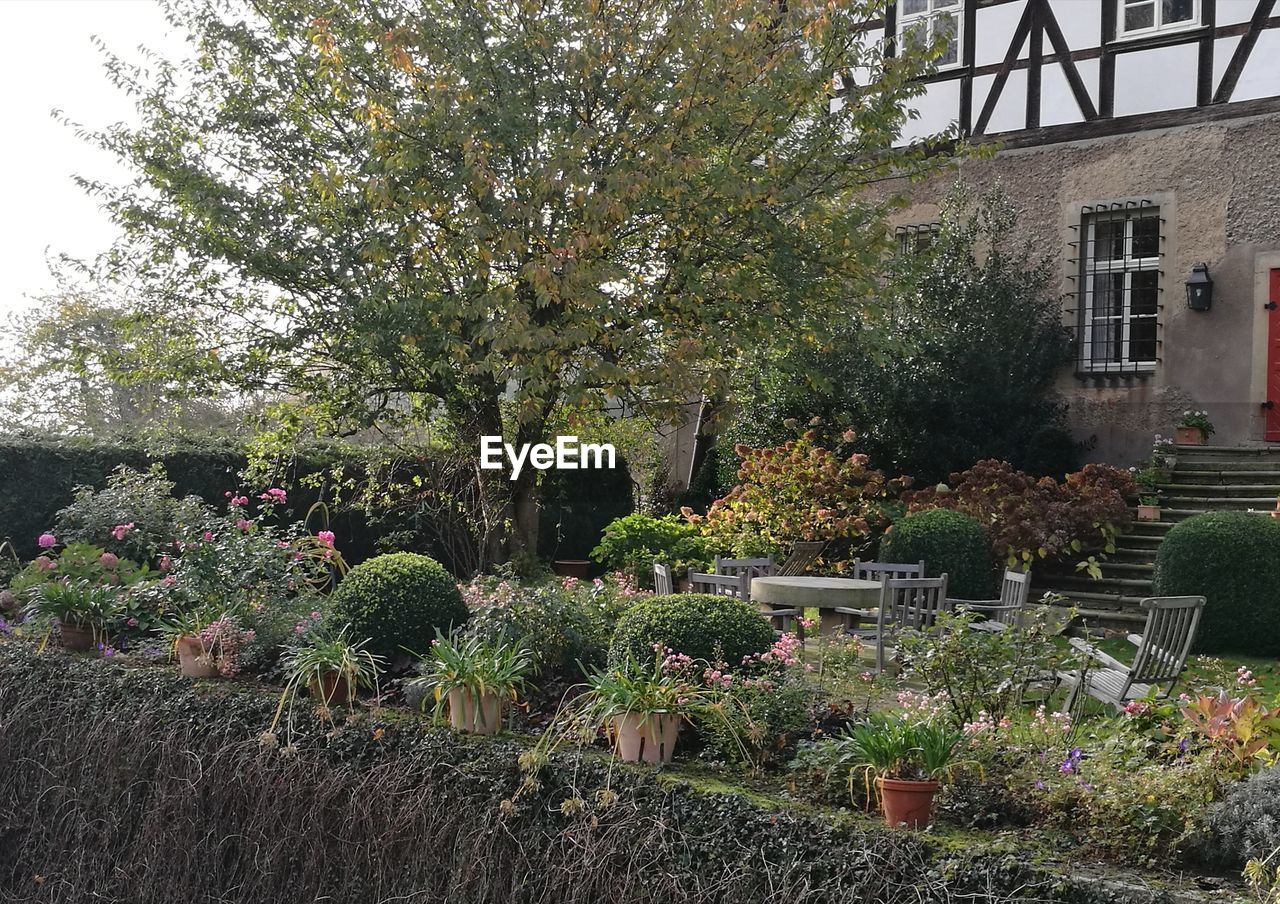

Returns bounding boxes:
[1184,410,1192,416]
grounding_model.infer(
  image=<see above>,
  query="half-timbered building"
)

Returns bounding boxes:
[868,0,1280,462]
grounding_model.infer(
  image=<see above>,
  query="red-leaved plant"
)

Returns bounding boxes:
[904,459,1133,574]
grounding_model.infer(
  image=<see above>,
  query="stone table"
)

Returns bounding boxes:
[751,576,881,635]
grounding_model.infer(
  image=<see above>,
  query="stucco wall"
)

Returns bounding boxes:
[891,111,1280,466]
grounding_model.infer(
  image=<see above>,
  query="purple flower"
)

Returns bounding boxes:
[37,532,56,549]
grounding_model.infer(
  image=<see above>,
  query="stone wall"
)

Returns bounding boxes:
[891,111,1280,466]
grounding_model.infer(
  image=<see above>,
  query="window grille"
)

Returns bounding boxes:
[1067,202,1164,378]
[895,222,938,256]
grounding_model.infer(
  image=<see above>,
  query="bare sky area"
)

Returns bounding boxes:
[0,0,187,317]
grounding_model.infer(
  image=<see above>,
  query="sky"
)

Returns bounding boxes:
[0,0,187,318]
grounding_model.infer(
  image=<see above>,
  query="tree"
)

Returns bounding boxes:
[83,0,947,558]
[0,291,248,435]
[721,186,1076,485]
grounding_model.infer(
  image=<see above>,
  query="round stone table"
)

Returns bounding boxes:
[751,576,881,634]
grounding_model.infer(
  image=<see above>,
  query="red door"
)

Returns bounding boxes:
[1268,269,1280,441]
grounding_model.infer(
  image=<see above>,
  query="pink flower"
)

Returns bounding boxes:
[37,532,56,549]
[161,575,177,587]
[127,617,139,627]
[316,530,336,546]
[110,523,134,541]
[259,488,287,505]
[159,555,172,572]
[34,555,56,572]
[99,552,119,568]
[235,518,253,532]
[230,495,249,507]
[202,531,214,542]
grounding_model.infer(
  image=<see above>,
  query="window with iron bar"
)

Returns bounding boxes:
[1068,203,1163,377]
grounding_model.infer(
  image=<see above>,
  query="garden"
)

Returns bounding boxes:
[2,423,1279,904]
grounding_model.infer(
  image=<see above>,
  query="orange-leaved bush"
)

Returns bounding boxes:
[904,459,1133,571]
[682,431,909,564]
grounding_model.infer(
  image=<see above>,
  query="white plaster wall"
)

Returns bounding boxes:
[1113,42,1199,116]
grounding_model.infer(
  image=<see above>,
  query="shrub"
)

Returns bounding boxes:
[905,459,1132,572]
[879,509,992,599]
[1196,765,1280,868]
[685,430,908,564]
[461,578,594,677]
[1153,512,1280,656]
[608,593,775,668]
[591,514,711,588]
[329,552,468,658]
[54,465,208,564]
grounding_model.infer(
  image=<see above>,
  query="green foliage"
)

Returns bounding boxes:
[54,465,209,563]
[1198,765,1280,869]
[23,580,124,633]
[411,630,535,723]
[720,188,1076,485]
[824,714,966,790]
[1178,409,1216,436]
[460,577,594,677]
[1153,513,1280,656]
[898,609,1077,725]
[905,460,1133,572]
[591,514,711,587]
[687,429,907,563]
[880,509,992,599]
[277,627,385,716]
[608,593,774,668]
[330,553,468,659]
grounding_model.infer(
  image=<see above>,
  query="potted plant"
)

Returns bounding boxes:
[160,608,253,678]
[839,714,966,829]
[411,631,534,735]
[24,579,122,652]
[1133,466,1164,522]
[1175,410,1214,445]
[281,627,384,708]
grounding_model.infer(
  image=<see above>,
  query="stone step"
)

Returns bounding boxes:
[1173,443,1280,456]
[1117,533,1163,548]
[1112,548,1159,565]
[1049,573,1153,594]
[1170,469,1280,483]
[1158,483,1280,497]
[1162,496,1278,509]
[1099,560,1154,575]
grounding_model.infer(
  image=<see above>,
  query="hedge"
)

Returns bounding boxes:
[608,593,776,668]
[0,434,632,572]
[1153,512,1280,656]
[0,642,1214,904]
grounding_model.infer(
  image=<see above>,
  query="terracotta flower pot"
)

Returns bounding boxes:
[1175,425,1206,445]
[876,777,939,829]
[610,712,680,764]
[56,618,95,653]
[446,687,503,734]
[1136,504,1161,522]
[176,635,220,678]
[552,559,591,579]
[309,670,356,706]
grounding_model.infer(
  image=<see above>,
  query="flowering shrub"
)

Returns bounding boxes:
[53,465,209,563]
[684,431,908,563]
[1177,409,1215,437]
[904,459,1133,570]
[195,616,257,677]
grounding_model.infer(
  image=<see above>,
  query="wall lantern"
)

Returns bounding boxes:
[1186,263,1213,311]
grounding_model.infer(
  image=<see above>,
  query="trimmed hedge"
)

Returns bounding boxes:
[0,642,1229,904]
[880,508,993,599]
[608,593,775,668]
[330,552,468,657]
[1153,512,1280,656]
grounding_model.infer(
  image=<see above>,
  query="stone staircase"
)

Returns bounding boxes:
[1036,444,1280,624]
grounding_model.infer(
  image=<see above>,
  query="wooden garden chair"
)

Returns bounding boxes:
[1057,596,1205,712]
[713,555,776,599]
[688,571,748,599]
[653,562,675,596]
[778,541,826,577]
[950,569,1032,632]
[851,558,926,582]
[836,575,951,675]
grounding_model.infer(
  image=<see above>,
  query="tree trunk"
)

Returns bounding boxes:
[509,466,541,559]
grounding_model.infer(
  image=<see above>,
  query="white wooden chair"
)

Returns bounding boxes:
[778,541,826,577]
[851,558,926,583]
[950,569,1032,632]
[1057,596,1205,711]
[653,562,675,596]
[713,555,776,600]
[837,575,951,675]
